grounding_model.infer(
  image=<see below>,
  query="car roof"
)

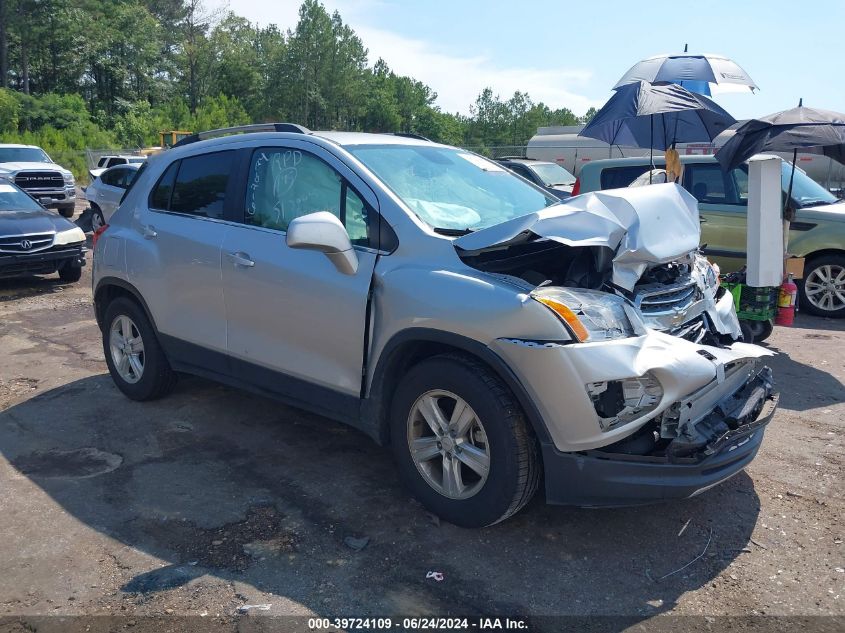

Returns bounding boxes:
[0,144,40,149]
[496,157,555,166]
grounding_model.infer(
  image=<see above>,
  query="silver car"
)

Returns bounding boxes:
[92,124,777,527]
[84,163,141,231]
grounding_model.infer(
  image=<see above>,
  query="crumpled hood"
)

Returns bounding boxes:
[454,183,701,291]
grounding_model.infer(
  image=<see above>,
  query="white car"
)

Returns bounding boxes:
[84,163,141,230]
[88,155,146,181]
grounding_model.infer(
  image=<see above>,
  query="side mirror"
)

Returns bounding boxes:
[286,211,358,275]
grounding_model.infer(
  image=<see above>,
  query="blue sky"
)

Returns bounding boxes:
[211,0,845,120]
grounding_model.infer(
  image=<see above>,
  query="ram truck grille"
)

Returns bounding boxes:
[14,171,64,190]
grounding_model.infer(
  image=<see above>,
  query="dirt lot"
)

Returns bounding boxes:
[0,210,843,632]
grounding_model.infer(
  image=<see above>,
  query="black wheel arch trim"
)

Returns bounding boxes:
[363,327,553,446]
[94,277,159,333]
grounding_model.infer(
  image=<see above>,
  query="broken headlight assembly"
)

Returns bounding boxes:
[586,372,664,431]
[531,287,646,342]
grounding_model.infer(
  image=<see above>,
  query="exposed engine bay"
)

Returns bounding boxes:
[455,183,742,345]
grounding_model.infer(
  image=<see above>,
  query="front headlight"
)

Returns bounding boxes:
[54,226,85,245]
[63,172,75,185]
[531,287,646,342]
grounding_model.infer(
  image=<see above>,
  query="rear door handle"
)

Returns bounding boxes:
[227,251,255,268]
[141,224,157,239]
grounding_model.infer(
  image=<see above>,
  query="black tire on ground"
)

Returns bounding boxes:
[390,354,540,528]
[58,264,82,283]
[58,205,75,218]
[747,319,774,343]
[799,254,845,318]
[740,321,754,344]
[102,297,177,401]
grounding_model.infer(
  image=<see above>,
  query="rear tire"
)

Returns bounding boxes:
[90,205,106,232]
[390,354,539,527]
[747,319,774,343]
[799,254,845,318]
[58,205,74,218]
[102,297,177,401]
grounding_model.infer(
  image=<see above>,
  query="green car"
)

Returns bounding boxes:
[576,155,845,318]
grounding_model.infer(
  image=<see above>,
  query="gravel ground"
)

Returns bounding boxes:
[0,205,842,632]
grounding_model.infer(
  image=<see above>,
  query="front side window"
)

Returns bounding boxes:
[245,148,370,245]
[169,151,235,218]
[684,164,731,203]
[347,145,558,231]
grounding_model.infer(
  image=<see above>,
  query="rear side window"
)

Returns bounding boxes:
[170,151,235,218]
[149,161,179,209]
[148,151,235,218]
[600,165,652,189]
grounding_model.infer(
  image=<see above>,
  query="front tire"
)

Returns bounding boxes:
[390,355,539,527]
[799,254,845,318]
[58,264,82,283]
[102,297,177,401]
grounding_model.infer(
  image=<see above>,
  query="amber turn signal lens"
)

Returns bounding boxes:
[535,296,590,342]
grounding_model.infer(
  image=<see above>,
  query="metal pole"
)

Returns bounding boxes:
[785,148,798,221]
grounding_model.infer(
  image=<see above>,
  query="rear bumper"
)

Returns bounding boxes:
[542,388,778,507]
[0,245,86,279]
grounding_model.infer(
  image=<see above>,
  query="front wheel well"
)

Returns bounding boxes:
[365,332,551,447]
[802,249,845,265]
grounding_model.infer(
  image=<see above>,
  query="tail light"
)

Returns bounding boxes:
[571,178,580,196]
[92,224,109,249]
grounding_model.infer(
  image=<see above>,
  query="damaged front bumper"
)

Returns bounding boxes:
[492,330,777,506]
[541,386,777,506]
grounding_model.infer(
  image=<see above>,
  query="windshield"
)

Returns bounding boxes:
[347,145,559,231]
[529,162,576,186]
[782,162,837,207]
[0,147,51,164]
[0,183,43,212]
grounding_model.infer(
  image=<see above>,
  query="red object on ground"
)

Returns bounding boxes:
[775,273,798,326]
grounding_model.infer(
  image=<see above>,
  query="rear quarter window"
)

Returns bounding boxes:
[600,165,653,190]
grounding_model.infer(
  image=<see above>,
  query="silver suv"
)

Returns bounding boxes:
[93,124,777,527]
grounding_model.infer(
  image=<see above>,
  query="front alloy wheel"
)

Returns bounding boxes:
[391,355,539,527]
[109,315,145,384]
[407,390,490,500]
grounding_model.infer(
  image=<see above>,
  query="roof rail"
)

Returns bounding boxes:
[382,132,432,142]
[172,123,311,148]
[495,156,533,161]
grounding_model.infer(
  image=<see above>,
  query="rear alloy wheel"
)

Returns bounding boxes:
[103,297,177,400]
[391,355,539,527]
[800,255,845,318]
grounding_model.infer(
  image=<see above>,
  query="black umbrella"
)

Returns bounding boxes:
[580,81,736,178]
[715,100,845,218]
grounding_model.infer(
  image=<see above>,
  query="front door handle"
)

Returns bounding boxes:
[141,224,157,239]
[227,251,255,268]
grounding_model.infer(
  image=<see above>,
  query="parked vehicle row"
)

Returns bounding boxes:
[91,124,777,527]
[84,163,142,231]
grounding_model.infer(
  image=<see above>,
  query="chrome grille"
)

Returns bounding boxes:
[14,171,64,190]
[0,233,55,253]
[635,278,699,314]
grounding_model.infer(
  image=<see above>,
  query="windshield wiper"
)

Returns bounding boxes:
[798,199,837,207]
[433,227,474,236]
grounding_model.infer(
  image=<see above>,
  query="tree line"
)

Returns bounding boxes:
[0,0,597,178]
